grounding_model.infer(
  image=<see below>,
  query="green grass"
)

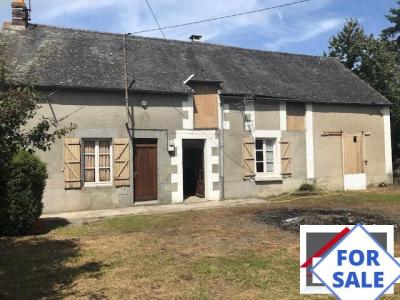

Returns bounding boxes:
[55,213,184,237]
[2,190,400,299]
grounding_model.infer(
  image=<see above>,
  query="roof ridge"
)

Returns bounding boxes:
[28,23,328,60]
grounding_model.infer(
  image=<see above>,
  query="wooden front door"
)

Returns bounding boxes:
[343,134,365,175]
[134,139,157,201]
[343,133,366,190]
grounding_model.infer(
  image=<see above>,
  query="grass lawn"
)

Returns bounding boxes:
[2,190,400,299]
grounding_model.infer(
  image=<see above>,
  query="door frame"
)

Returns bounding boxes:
[171,130,221,203]
[134,138,158,201]
[342,132,366,191]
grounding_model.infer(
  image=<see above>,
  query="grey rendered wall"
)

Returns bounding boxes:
[36,88,185,213]
[223,98,307,199]
[313,104,391,189]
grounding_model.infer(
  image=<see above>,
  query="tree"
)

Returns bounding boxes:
[327,19,400,174]
[326,18,370,71]
[382,0,400,49]
[0,44,75,234]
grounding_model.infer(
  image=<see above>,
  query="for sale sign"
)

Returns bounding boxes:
[300,224,400,299]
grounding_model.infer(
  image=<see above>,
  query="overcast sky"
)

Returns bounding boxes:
[0,0,397,55]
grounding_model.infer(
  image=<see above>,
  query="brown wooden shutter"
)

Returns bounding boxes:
[64,138,81,189]
[242,137,255,177]
[114,138,130,187]
[280,139,292,176]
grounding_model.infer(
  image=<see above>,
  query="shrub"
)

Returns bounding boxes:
[298,183,317,192]
[0,150,47,235]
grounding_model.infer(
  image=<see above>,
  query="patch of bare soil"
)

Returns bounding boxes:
[256,208,399,232]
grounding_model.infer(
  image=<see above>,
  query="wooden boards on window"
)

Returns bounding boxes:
[193,84,219,129]
[286,103,305,131]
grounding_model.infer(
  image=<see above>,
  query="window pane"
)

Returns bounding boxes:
[256,140,263,150]
[99,140,110,154]
[265,140,274,151]
[266,162,274,172]
[84,169,95,182]
[84,141,95,154]
[256,162,264,172]
[99,154,110,168]
[265,151,274,162]
[99,169,110,182]
[84,154,95,169]
[256,151,263,161]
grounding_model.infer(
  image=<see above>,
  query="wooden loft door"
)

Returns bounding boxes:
[193,84,219,129]
[134,139,157,201]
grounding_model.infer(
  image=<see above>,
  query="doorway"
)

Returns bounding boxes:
[343,133,366,190]
[183,139,205,198]
[134,139,158,201]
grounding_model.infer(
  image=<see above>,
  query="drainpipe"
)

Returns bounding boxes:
[219,93,225,200]
[123,33,136,203]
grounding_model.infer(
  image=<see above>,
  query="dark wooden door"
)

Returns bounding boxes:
[134,139,157,201]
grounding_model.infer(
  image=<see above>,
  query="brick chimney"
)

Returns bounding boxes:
[11,0,29,27]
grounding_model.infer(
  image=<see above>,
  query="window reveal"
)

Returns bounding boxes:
[83,139,111,184]
[255,139,276,174]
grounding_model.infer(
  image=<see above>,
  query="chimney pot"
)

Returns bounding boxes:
[11,0,29,27]
[189,35,202,42]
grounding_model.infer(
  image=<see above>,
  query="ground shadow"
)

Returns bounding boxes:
[28,217,71,235]
[0,237,105,299]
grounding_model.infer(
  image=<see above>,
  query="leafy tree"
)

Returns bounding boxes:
[0,44,75,234]
[382,0,400,49]
[327,18,400,174]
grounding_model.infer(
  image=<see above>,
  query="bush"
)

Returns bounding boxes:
[0,150,47,235]
[298,183,317,192]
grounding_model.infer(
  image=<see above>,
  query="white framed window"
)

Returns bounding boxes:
[255,138,280,179]
[83,139,113,186]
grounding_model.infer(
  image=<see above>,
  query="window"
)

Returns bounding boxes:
[255,138,276,174]
[83,139,112,185]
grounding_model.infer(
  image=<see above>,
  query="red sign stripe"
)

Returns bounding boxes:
[300,227,351,268]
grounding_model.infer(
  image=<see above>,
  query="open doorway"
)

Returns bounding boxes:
[183,139,205,199]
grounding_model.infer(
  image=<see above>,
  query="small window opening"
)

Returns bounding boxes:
[353,136,357,143]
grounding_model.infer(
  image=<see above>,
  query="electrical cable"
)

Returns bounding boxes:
[132,0,312,34]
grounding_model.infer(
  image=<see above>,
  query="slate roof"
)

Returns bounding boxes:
[0,24,391,105]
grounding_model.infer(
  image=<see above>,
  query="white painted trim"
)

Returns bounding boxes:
[305,104,315,179]
[279,102,287,131]
[253,130,282,178]
[83,139,113,187]
[171,130,220,203]
[343,173,366,190]
[183,73,196,84]
[244,99,255,136]
[222,102,230,130]
[383,107,393,175]
[254,130,281,139]
[182,94,194,129]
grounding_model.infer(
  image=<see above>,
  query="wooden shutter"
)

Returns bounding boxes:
[343,134,365,174]
[280,139,292,176]
[286,103,305,131]
[242,137,255,177]
[64,138,81,189]
[114,138,130,187]
[193,84,219,129]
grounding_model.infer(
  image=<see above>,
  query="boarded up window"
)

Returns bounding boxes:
[64,138,81,189]
[343,134,365,174]
[280,139,292,176]
[193,84,219,129]
[286,103,305,131]
[114,138,130,187]
[242,137,255,177]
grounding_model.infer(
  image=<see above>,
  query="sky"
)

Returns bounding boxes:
[0,0,397,55]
